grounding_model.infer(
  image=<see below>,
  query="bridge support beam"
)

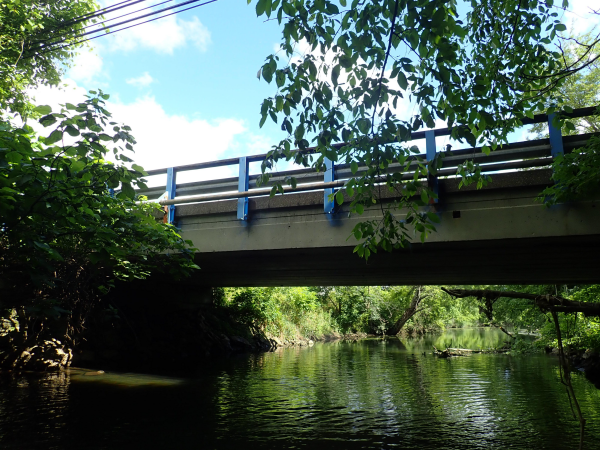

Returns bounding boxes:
[425,130,439,203]
[165,167,177,225]
[548,113,564,157]
[324,157,335,214]
[237,156,249,221]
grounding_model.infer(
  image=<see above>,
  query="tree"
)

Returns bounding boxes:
[0,0,97,117]
[0,91,198,370]
[530,32,600,136]
[252,0,599,257]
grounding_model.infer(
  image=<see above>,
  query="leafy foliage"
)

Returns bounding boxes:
[217,287,336,340]
[530,32,600,136]
[0,91,197,363]
[540,135,600,205]
[0,0,98,117]
[252,0,585,256]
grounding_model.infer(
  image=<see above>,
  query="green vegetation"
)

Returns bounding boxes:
[473,285,600,352]
[216,285,481,341]
[0,92,197,369]
[214,284,600,357]
[0,0,201,370]
[0,0,98,117]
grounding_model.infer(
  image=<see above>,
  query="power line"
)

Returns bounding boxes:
[31,0,175,48]
[56,0,152,31]
[26,0,219,58]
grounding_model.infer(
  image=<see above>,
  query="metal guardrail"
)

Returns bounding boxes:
[137,107,599,224]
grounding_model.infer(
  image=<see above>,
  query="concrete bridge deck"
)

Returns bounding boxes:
[180,170,600,286]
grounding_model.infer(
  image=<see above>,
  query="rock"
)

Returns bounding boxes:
[583,349,597,360]
[308,340,314,346]
[229,336,253,351]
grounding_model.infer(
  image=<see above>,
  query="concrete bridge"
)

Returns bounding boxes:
[140,108,600,286]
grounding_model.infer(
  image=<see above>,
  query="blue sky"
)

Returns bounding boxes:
[30,0,599,186]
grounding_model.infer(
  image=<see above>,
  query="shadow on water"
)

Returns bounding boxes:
[0,329,598,449]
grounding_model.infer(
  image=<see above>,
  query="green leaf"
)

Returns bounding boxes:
[427,212,441,223]
[335,190,344,205]
[397,72,408,90]
[351,161,358,174]
[70,160,86,172]
[65,125,80,136]
[120,182,135,199]
[5,151,23,163]
[39,114,57,127]
[357,118,370,134]
[131,164,148,175]
[34,105,52,115]
[45,130,64,145]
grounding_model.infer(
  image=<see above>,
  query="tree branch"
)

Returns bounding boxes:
[441,288,600,317]
[370,0,400,135]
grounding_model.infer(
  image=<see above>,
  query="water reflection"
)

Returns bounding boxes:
[0,329,598,449]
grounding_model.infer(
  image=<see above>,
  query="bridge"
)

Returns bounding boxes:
[139,108,600,287]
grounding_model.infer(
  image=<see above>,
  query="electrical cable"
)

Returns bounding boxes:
[31,0,174,47]
[31,0,216,54]
[25,0,219,58]
[54,0,152,31]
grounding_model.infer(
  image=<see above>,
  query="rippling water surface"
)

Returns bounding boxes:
[1,328,599,449]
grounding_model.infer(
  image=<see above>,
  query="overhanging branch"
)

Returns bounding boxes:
[441,288,600,317]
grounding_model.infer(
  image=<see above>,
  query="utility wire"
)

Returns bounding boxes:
[25,0,219,59]
[54,0,152,31]
[31,0,175,47]
[31,0,216,55]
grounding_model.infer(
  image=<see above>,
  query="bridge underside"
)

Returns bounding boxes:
[188,235,600,286]
[172,171,600,287]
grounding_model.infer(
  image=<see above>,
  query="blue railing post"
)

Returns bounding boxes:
[165,167,177,224]
[425,130,439,204]
[324,157,335,214]
[237,156,249,221]
[548,113,564,158]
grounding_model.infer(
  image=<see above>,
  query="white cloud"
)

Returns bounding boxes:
[126,72,155,87]
[108,95,245,171]
[107,15,211,54]
[25,80,266,186]
[68,47,106,85]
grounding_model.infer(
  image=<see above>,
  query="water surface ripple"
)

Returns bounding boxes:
[0,328,598,449]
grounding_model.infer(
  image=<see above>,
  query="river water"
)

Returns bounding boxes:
[1,328,599,449]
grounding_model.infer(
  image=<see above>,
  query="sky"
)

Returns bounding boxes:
[28,0,600,186]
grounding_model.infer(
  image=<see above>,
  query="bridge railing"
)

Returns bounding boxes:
[137,107,599,224]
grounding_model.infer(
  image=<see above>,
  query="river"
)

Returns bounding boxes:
[1,328,598,449]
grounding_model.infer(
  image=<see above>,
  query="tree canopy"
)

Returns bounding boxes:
[0,0,97,116]
[0,91,197,369]
[253,0,600,257]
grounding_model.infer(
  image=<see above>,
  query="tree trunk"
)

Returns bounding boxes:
[386,286,423,335]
